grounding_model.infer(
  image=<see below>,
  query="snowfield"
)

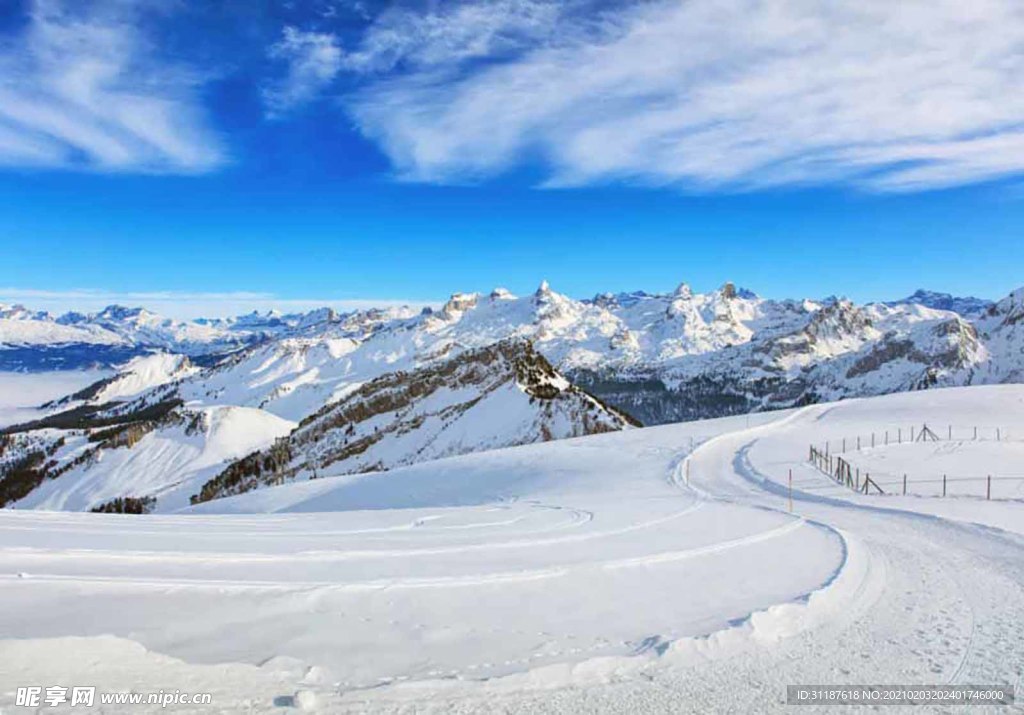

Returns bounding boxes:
[1,386,1023,712]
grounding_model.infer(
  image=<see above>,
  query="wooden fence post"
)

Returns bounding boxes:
[911,426,915,442]
[903,474,907,496]
[987,476,991,500]
[974,426,977,440]
[898,428,902,444]
[843,438,846,453]
[942,474,946,497]
[857,436,861,450]
[948,425,952,440]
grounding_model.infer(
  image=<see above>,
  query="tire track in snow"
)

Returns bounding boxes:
[0,504,700,564]
[680,402,1024,703]
[0,512,802,591]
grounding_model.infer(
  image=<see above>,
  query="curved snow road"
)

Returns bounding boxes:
[3,392,1022,713]
[360,401,1024,713]
[486,403,1024,713]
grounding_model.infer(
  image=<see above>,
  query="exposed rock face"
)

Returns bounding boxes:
[191,339,637,504]
[889,289,993,316]
[8,281,1024,510]
[44,283,1022,430]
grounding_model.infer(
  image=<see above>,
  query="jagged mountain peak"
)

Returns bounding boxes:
[803,299,875,344]
[0,304,51,321]
[490,287,515,301]
[96,304,148,320]
[987,287,1024,326]
[8,281,1024,510]
[189,338,636,505]
[889,289,993,316]
[442,292,480,315]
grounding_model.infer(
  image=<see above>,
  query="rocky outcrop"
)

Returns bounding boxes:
[191,339,637,504]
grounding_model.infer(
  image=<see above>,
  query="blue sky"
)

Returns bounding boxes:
[2,0,1023,318]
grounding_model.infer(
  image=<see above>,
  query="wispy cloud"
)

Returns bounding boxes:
[0,288,436,321]
[342,0,1024,192]
[262,0,566,115]
[340,0,567,74]
[263,26,344,117]
[0,0,224,173]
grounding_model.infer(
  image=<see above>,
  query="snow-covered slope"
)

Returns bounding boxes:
[1,387,1021,713]
[1,340,632,511]
[8,281,1021,423]
[67,281,1016,429]
[5,281,1024,513]
[192,339,636,504]
[44,353,198,407]
[971,287,1024,384]
[3,406,295,512]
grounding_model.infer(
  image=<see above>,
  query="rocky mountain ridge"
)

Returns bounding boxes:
[3,281,1023,511]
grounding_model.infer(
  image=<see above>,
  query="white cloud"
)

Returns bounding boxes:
[0,0,224,173]
[263,26,344,116]
[344,0,1024,191]
[0,288,436,321]
[340,0,566,74]
[263,0,567,114]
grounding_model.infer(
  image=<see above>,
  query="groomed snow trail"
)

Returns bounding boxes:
[1,387,1023,713]
[388,390,1024,714]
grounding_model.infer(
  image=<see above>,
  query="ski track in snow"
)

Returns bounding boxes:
[1,387,1023,712]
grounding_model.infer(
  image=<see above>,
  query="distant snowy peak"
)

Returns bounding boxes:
[190,339,637,504]
[0,304,53,321]
[890,289,992,316]
[127,279,1024,431]
[986,287,1024,325]
[0,302,418,370]
[8,281,1024,512]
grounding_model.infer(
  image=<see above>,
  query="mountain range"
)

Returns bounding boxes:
[3,282,1021,512]
[0,302,414,370]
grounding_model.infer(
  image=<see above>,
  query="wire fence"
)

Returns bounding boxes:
[816,424,1020,455]
[807,424,1024,500]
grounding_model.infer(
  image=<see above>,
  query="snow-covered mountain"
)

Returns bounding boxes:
[5,282,1017,428]
[0,405,296,512]
[191,339,636,505]
[4,280,1024,511]
[0,302,415,371]
[0,340,632,511]
[887,289,992,316]
[106,280,1008,425]
[43,353,198,408]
